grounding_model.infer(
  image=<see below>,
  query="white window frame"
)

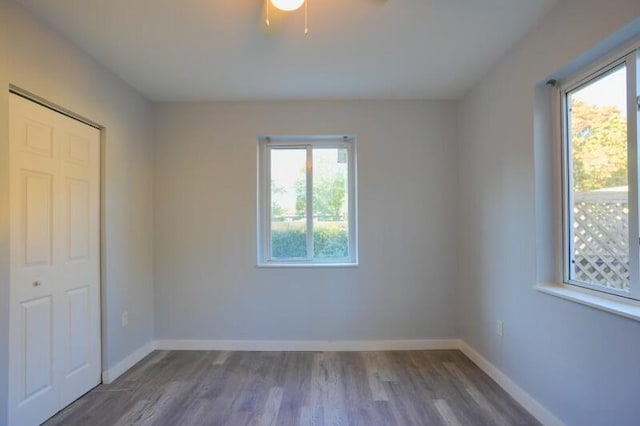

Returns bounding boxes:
[560,42,640,301]
[257,135,358,267]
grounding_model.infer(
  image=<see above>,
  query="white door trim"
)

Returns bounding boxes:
[9,86,101,130]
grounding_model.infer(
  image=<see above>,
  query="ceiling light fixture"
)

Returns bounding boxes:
[265,0,309,34]
[271,0,304,12]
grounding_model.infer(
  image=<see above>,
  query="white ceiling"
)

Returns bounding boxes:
[15,0,558,101]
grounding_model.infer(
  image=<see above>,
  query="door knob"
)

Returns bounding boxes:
[33,281,42,287]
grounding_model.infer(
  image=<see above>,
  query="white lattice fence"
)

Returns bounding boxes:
[573,198,629,291]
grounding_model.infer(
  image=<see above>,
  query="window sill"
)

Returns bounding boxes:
[257,262,358,268]
[535,282,640,322]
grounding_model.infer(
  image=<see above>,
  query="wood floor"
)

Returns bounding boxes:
[45,350,539,426]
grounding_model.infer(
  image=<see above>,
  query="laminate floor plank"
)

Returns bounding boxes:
[276,352,312,426]
[434,399,463,426]
[45,350,539,426]
[385,352,443,425]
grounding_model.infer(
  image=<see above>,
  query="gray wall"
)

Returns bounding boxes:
[457,0,640,425]
[153,101,458,341]
[0,3,156,423]
[0,3,10,424]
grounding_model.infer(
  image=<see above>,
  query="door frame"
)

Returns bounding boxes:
[8,85,106,388]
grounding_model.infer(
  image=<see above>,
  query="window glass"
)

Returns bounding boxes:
[270,148,307,259]
[567,65,629,291]
[313,148,349,259]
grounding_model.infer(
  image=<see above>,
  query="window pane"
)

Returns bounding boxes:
[313,148,349,258]
[270,148,307,259]
[568,65,629,291]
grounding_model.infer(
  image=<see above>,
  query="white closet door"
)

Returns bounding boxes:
[9,94,101,426]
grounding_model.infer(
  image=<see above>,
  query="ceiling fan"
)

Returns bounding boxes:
[264,0,387,35]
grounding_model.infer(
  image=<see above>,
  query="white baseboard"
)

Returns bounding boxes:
[458,340,563,426]
[101,340,156,384]
[155,338,460,352]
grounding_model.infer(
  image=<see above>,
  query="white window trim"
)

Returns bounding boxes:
[257,135,358,267]
[560,52,640,300]
[536,36,640,320]
[535,282,640,322]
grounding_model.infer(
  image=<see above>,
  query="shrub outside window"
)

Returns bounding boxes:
[561,46,640,300]
[258,135,357,266]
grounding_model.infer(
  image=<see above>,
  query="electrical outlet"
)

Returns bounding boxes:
[496,320,504,337]
[122,311,129,327]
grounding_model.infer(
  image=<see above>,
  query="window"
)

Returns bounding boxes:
[561,46,639,300]
[258,135,357,266]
